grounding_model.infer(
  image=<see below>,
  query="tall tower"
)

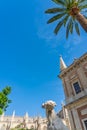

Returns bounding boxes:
[59,53,87,130]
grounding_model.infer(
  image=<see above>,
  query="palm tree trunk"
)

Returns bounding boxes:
[76,13,87,32]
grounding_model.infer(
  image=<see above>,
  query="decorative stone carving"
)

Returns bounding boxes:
[42,100,69,130]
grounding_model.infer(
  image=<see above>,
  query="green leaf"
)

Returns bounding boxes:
[68,18,73,34]
[52,0,66,6]
[66,22,70,38]
[0,86,11,115]
[0,108,3,115]
[75,22,80,35]
[45,8,66,14]
[71,0,75,4]
[47,13,66,24]
[63,15,69,26]
[66,17,73,38]
[2,86,11,95]
[54,20,64,34]
[78,0,86,3]
[79,4,87,10]
[8,99,12,103]
[66,0,70,4]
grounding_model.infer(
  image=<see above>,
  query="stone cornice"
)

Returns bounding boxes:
[64,95,87,109]
[58,52,87,78]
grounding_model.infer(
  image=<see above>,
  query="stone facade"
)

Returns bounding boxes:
[0,112,47,130]
[59,53,87,130]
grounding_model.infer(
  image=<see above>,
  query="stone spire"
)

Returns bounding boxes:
[25,112,28,118]
[11,110,15,122]
[12,110,15,117]
[60,56,67,71]
[24,112,29,124]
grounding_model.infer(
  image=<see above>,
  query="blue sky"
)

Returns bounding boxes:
[0,0,87,117]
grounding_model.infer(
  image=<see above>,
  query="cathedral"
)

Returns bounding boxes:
[0,112,47,130]
[0,53,87,130]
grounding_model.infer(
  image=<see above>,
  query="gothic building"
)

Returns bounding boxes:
[0,112,47,130]
[59,53,87,130]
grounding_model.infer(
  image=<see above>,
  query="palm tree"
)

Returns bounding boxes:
[45,0,87,38]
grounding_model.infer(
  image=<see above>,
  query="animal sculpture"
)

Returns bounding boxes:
[42,100,69,130]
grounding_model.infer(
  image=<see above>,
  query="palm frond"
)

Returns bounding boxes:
[79,5,87,10]
[52,0,66,6]
[75,22,80,35]
[54,20,64,34]
[45,8,66,14]
[71,0,76,4]
[78,0,86,4]
[47,13,66,24]
[66,18,73,39]
[68,0,71,5]
[78,1,87,7]
[66,17,74,38]
[66,23,70,39]
[69,18,73,34]
[63,15,69,26]
[66,0,70,5]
